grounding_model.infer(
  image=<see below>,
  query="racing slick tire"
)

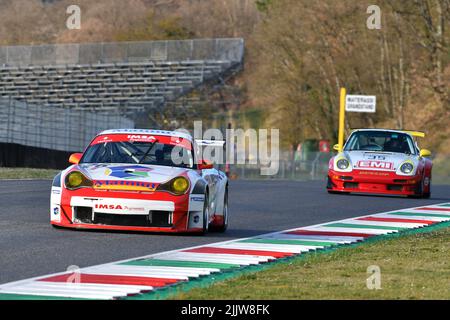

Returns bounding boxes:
[201,192,210,234]
[423,177,431,199]
[210,187,229,233]
[408,175,431,199]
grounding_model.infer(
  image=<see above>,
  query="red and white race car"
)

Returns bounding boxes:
[327,129,432,198]
[50,129,228,234]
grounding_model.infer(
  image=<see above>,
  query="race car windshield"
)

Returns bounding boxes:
[81,140,194,168]
[344,131,416,154]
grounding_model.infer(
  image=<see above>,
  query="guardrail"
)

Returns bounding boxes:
[228,152,450,184]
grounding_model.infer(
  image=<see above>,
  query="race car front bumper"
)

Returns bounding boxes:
[50,188,204,233]
[327,169,422,196]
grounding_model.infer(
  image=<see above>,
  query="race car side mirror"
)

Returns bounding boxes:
[69,153,83,164]
[333,144,341,152]
[198,159,213,170]
[420,149,431,157]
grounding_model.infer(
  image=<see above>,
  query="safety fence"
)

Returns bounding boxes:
[0,98,134,153]
[0,39,244,66]
[228,152,450,184]
[228,152,332,181]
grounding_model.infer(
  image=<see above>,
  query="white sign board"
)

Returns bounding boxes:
[346,95,376,113]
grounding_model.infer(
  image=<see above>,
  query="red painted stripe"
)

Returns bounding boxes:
[358,216,436,225]
[38,274,179,287]
[416,207,450,212]
[184,247,293,258]
[287,230,374,238]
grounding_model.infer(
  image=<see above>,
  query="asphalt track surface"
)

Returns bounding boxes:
[1,179,449,284]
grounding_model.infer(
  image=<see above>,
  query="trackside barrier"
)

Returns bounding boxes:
[0,98,134,153]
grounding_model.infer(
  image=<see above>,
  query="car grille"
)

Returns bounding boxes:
[343,182,359,189]
[74,207,173,227]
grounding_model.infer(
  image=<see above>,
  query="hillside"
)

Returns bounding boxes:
[0,0,448,154]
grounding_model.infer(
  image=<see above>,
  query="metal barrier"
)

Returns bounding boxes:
[228,152,450,184]
[228,152,333,181]
[0,98,134,152]
[0,39,244,66]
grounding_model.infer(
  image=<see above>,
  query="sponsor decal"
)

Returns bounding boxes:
[90,134,192,150]
[359,171,390,176]
[193,215,200,223]
[127,135,157,143]
[357,160,394,170]
[104,165,153,179]
[53,207,59,215]
[93,180,157,192]
[95,204,123,210]
[52,190,61,195]
[94,204,145,212]
[190,196,204,202]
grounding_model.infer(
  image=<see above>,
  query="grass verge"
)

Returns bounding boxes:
[172,225,450,300]
[0,167,58,180]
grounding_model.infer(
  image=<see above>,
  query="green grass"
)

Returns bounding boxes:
[0,167,58,180]
[173,227,450,300]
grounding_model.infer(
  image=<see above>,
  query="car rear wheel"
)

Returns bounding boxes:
[201,193,210,234]
[211,188,228,233]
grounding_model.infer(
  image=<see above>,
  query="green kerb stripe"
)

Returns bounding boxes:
[324,223,406,231]
[438,204,450,207]
[238,238,337,247]
[0,293,91,300]
[120,259,239,269]
[390,212,450,218]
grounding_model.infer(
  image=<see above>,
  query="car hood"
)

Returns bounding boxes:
[341,151,418,172]
[77,163,189,183]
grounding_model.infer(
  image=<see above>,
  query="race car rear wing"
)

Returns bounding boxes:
[195,140,226,147]
[350,128,425,138]
[403,131,425,138]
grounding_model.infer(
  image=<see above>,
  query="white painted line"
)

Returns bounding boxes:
[215,242,316,253]
[339,219,426,228]
[301,226,398,235]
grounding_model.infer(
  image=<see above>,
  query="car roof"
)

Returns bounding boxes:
[98,129,193,141]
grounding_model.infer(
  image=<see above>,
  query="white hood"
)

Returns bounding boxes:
[78,163,188,183]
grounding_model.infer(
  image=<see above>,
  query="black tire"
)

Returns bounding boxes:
[201,193,210,234]
[423,176,431,199]
[211,188,228,233]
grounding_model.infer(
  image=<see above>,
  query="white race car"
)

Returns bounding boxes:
[327,129,432,198]
[50,129,229,234]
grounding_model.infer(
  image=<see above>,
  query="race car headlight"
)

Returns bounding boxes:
[400,162,414,174]
[336,159,350,170]
[65,171,93,190]
[157,177,190,195]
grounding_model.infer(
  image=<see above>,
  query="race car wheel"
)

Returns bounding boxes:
[409,175,430,199]
[422,175,431,199]
[201,192,210,234]
[211,188,228,233]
